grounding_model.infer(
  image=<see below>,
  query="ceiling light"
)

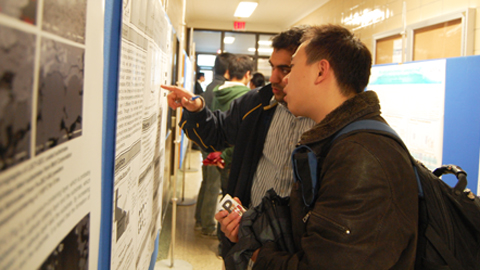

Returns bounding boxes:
[258,48,273,53]
[224,36,235,44]
[258,40,272,46]
[234,1,258,18]
[247,48,274,53]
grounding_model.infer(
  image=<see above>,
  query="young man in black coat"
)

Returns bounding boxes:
[162,27,315,260]
[251,24,418,270]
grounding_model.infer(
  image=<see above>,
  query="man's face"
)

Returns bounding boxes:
[269,49,293,102]
[283,43,317,119]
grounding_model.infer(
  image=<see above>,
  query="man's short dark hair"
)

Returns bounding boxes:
[250,72,265,88]
[214,52,234,75]
[196,72,205,80]
[271,25,309,54]
[228,55,253,80]
[302,24,372,95]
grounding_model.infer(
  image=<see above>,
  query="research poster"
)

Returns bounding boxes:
[368,59,446,170]
[110,0,171,269]
[0,0,104,269]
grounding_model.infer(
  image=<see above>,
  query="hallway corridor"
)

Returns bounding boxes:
[156,149,224,269]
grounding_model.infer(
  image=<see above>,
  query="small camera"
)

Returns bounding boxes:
[218,194,245,216]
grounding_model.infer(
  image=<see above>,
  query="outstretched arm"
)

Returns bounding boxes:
[161,84,203,112]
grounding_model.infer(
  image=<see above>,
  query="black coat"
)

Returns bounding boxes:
[254,91,419,270]
[180,84,278,258]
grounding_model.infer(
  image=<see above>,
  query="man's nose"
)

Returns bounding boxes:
[270,68,282,83]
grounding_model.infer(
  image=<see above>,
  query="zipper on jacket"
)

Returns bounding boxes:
[310,211,351,235]
[303,211,311,223]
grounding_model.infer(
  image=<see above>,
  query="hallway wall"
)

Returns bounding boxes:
[293,0,480,55]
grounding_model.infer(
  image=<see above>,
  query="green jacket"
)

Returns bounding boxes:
[211,83,250,165]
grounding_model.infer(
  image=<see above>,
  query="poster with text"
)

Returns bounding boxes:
[0,0,104,269]
[368,59,446,170]
[110,0,171,269]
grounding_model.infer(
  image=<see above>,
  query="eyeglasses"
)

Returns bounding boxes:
[291,145,318,208]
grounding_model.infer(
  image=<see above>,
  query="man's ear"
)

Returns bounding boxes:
[244,70,251,79]
[224,70,230,80]
[315,59,329,85]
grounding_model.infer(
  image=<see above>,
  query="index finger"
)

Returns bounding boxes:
[160,84,179,92]
[161,84,191,96]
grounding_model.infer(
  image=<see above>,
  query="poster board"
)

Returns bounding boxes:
[368,55,480,194]
[0,0,104,269]
[108,0,173,269]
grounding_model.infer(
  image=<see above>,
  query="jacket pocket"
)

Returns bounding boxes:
[308,211,352,242]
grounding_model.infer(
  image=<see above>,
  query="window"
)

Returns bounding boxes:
[191,29,278,73]
[223,32,256,55]
[193,31,221,53]
[406,9,475,61]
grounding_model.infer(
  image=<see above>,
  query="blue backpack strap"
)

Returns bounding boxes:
[333,119,400,141]
[333,120,424,198]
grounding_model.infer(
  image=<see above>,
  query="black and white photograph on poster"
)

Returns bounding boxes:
[0,25,35,171]
[0,0,37,24]
[35,38,84,155]
[115,188,130,242]
[39,214,90,270]
[42,0,87,44]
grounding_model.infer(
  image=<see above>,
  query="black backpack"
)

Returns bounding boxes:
[334,120,480,270]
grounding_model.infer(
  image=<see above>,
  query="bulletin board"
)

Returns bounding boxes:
[0,0,104,269]
[103,0,174,270]
[406,8,475,61]
[0,0,175,269]
[412,18,462,61]
[375,34,402,64]
[368,55,480,194]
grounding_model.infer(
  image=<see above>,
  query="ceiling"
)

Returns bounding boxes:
[185,0,330,32]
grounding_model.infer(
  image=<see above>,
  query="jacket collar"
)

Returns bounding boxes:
[256,84,277,110]
[299,90,381,145]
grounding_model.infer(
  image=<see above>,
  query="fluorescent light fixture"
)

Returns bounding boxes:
[224,36,235,44]
[248,47,274,53]
[234,1,258,18]
[258,40,272,46]
[258,48,273,53]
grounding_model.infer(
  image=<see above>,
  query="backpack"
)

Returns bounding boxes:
[333,119,480,270]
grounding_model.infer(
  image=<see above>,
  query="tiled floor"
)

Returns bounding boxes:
[155,149,224,270]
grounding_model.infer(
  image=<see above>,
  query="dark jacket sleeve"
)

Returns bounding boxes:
[179,90,257,153]
[254,134,418,270]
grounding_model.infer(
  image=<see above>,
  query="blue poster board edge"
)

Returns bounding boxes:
[101,1,161,269]
[442,55,480,194]
[99,0,121,269]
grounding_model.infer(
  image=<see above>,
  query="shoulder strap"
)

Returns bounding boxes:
[333,120,424,198]
[333,119,400,142]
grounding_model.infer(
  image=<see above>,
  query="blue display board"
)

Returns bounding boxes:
[442,55,480,194]
[370,55,480,194]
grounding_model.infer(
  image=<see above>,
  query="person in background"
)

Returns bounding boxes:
[203,53,233,109]
[249,72,265,90]
[194,72,205,96]
[193,53,233,238]
[210,55,253,194]
[251,24,418,269]
[161,26,315,262]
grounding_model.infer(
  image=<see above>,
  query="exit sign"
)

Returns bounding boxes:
[234,21,246,31]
